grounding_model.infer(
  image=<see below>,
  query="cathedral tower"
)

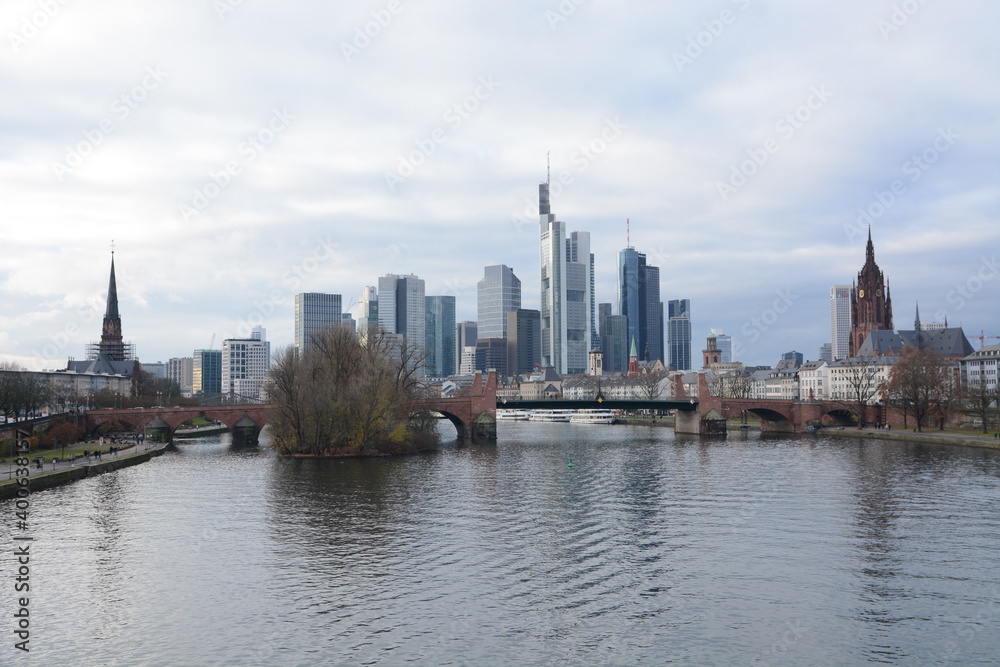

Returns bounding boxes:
[849,228,893,356]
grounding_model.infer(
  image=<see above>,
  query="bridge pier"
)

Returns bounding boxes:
[471,412,497,443]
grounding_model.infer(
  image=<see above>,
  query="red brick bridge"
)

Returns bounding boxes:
[674,374,883,435]
[85,372,500,445]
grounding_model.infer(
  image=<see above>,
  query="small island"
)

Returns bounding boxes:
[266,327,438,457]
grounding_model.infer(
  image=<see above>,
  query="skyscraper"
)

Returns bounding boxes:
[192,349,222,396]
[455,321,478,375]
[710,328,733,363]
[357,286,379,341]
[294,292,342,354]
[539,178,593,375]
[378,274,426,345]
[642,264,664,363]
[668,299,692,371]
[618,246,664,364]
[425,295,456,377]
[507,308,541,376]
[477,265,521,340]
[830,285,852,360]
[849,229,893,356]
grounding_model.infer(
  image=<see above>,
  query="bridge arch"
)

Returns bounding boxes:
[743,407,795,433]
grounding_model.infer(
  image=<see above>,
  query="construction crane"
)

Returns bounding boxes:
[978,330,1000,349]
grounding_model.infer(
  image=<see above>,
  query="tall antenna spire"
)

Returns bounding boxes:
[627,218,630,248]
[546,151,550,186]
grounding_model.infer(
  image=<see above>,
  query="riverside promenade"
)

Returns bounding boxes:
[0,441,170,500]
[822,427,1000,450]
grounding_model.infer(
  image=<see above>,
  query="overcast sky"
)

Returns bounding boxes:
[2,0,998,370]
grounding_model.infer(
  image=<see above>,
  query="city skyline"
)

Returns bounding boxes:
[2,2,998,369]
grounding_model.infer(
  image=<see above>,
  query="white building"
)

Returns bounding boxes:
[830,285,852,361]
[378,274,425,346]
[827,356,896,404]
[221,326,270,401]
[167,357,194,396]
[797,360,829,401]
[539,181,593,375]
[961,344,1000,391]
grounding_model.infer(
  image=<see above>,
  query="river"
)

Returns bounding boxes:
[2,423,999,665]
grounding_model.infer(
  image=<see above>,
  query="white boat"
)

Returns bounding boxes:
[497,409,531,421]
[569,409,616,425]
[529,409,576,422]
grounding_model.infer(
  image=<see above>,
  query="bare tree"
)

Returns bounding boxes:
[961,375,1000,433]
[834,356,882,429]
[636,368,668,400]
[882,346,951,432]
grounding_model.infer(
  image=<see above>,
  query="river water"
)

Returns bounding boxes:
[2,423,1000,666]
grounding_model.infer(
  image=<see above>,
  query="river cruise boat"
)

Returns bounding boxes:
[569,409,616,425]
[497,409,531,421]
[529,409,576,422]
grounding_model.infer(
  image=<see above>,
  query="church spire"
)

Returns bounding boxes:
[105,251,120,320]
[98,245,127,361]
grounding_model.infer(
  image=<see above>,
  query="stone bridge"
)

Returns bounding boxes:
[423,371,498,442]
[84,405,273,445]
[674,374,882,435]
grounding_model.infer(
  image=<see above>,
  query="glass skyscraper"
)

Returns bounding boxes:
[618,247,664,364]
[477,265,521,340]
[425,295,456,378]
[668,299,692,371]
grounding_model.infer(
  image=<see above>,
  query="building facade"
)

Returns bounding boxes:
[668,299,692,371]
[221,327,270,401]
[477,264,521,340]
[192,349,222,396]
[357,285,379,341]
[539,180,593,375]
[830,285,852,360]
[507,308,541,376]
[378,274,426,346]
[294,292,343,354]
[167,357,194,396]
[425,295,456,378]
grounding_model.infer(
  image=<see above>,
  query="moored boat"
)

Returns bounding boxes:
[569,409,616,424]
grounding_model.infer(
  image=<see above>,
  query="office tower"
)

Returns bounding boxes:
[507,308,541,376]
[341,313,356,332]
[458,346,478,375]
[192,349,222,396]
[455,321,477,371]
[849,229,893,356]
[668,299,692,371]
[619,246,664,364]
[539,178,592,375]
[221,327,270,401]
[378,274,425,345]
[425,296,456,377]
[477,265,521,340]
[475,338,508,376]
[819,343,833,363]
[294,292,342,354]
[357,285,379,340]
[167,357,194,395]
[830,285,852,360]
[710,328,733,363]
[781,350,803,367]
[603,314,628,374]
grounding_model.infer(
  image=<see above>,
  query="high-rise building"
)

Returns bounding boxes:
[603,314,628,374]
[167,357,194,396]
[850,229,893,356]
[294,292,342,354]
[378,274,425,345]
[475,338,508,376]
[618,246,664,364]
[192,349,222,396]
[477,265,521,340]
[819,343,833,363]
[539,179,593,375]
[668,299,692,371]
[507,309,541,376]
[710,328,733,363]
[357,286,379,342]
[455,321,477,371]
[425,295,456,378]
[221,326,270,401]
[830,285,852,360]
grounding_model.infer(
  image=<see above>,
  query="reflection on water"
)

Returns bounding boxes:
[2,427,1000,665]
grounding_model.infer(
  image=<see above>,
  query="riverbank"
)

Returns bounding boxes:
[822,427,1000,450]
[0,442,170,500]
